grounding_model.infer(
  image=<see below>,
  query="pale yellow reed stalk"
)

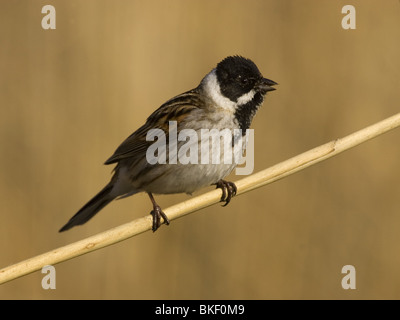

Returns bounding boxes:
[1,112,400,285]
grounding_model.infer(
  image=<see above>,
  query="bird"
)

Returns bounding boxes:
[59,55,277,233]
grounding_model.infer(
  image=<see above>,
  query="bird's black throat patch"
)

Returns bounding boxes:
[234,92,265,132]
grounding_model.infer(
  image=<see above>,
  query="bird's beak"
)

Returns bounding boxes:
[257,77,278,92]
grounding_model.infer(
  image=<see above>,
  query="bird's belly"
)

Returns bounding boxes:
[142,162,237,195]
[126,119,245,195]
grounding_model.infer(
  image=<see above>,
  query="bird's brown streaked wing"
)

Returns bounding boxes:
[104,89,203,165]
[103,126,150,165]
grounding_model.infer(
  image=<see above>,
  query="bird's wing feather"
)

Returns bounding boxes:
[104,89,203,165]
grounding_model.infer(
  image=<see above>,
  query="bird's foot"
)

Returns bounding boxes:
[148,193,170,232]
[214,179,237,207]
[150,205,170,232]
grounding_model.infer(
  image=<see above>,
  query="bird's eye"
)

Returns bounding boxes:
[236,75,249,85]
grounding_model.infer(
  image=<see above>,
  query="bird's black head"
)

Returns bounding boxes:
[215,56,277,103]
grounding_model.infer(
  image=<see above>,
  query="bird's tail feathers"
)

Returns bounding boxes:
[59,183,115,232]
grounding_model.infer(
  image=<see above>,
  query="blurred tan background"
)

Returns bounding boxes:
[1,0,400,299]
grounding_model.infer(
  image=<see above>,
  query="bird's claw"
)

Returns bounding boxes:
[150,205,170,232]
[215,180,237,206]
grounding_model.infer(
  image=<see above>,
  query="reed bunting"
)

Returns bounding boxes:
[59,56,277,232]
